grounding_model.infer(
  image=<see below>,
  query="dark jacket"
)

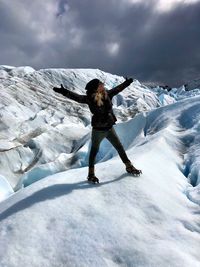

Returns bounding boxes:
[53,80,132,130]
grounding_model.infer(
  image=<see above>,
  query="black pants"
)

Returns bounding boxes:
[89,127,130,168]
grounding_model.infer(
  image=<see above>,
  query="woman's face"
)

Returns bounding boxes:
[97,83,105,93]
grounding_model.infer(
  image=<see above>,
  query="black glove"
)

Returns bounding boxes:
[124,77,133,86]
[53,84,66,95]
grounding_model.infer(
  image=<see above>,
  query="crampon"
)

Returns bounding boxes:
[87,175,99,184]
[126,165,142,176]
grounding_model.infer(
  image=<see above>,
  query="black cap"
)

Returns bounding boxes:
[85,78,102,93]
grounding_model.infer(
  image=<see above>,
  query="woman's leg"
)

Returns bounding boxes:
[106,127,130,164]
[106,127,142,175]
[88,129,106,169]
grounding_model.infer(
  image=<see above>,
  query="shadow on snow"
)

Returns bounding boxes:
[0,173,129,222]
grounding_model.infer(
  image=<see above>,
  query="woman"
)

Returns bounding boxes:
[53,78,141,183]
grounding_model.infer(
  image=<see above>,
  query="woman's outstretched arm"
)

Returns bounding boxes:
[53,84,87,104]
[108,78,133,98]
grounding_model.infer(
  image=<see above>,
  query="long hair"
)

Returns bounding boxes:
[92,90,108,107]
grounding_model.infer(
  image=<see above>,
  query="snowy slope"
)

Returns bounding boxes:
[0,94,200,267]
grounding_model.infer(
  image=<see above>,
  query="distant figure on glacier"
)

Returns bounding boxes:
[53,78,141,183]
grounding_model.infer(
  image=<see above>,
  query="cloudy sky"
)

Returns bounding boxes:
[0,0,200,86]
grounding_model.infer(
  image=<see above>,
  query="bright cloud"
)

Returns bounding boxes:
[156,0,200,12]
[106,42,120,56]
[128,0,200,12]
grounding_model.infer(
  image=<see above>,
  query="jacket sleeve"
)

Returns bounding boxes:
[108,80,132,99]
[53,86,87,104]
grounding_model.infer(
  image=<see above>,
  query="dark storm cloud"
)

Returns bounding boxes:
[0,0,200,86]
[122,2,200,86]
[0,1,51,66]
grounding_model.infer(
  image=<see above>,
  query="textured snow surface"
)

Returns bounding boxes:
[0,66,200,267]
[0,175,14,202]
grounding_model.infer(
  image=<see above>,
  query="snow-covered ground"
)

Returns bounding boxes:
[0,66,200,266]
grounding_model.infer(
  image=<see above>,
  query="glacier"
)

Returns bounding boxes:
[0,66,199,267]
